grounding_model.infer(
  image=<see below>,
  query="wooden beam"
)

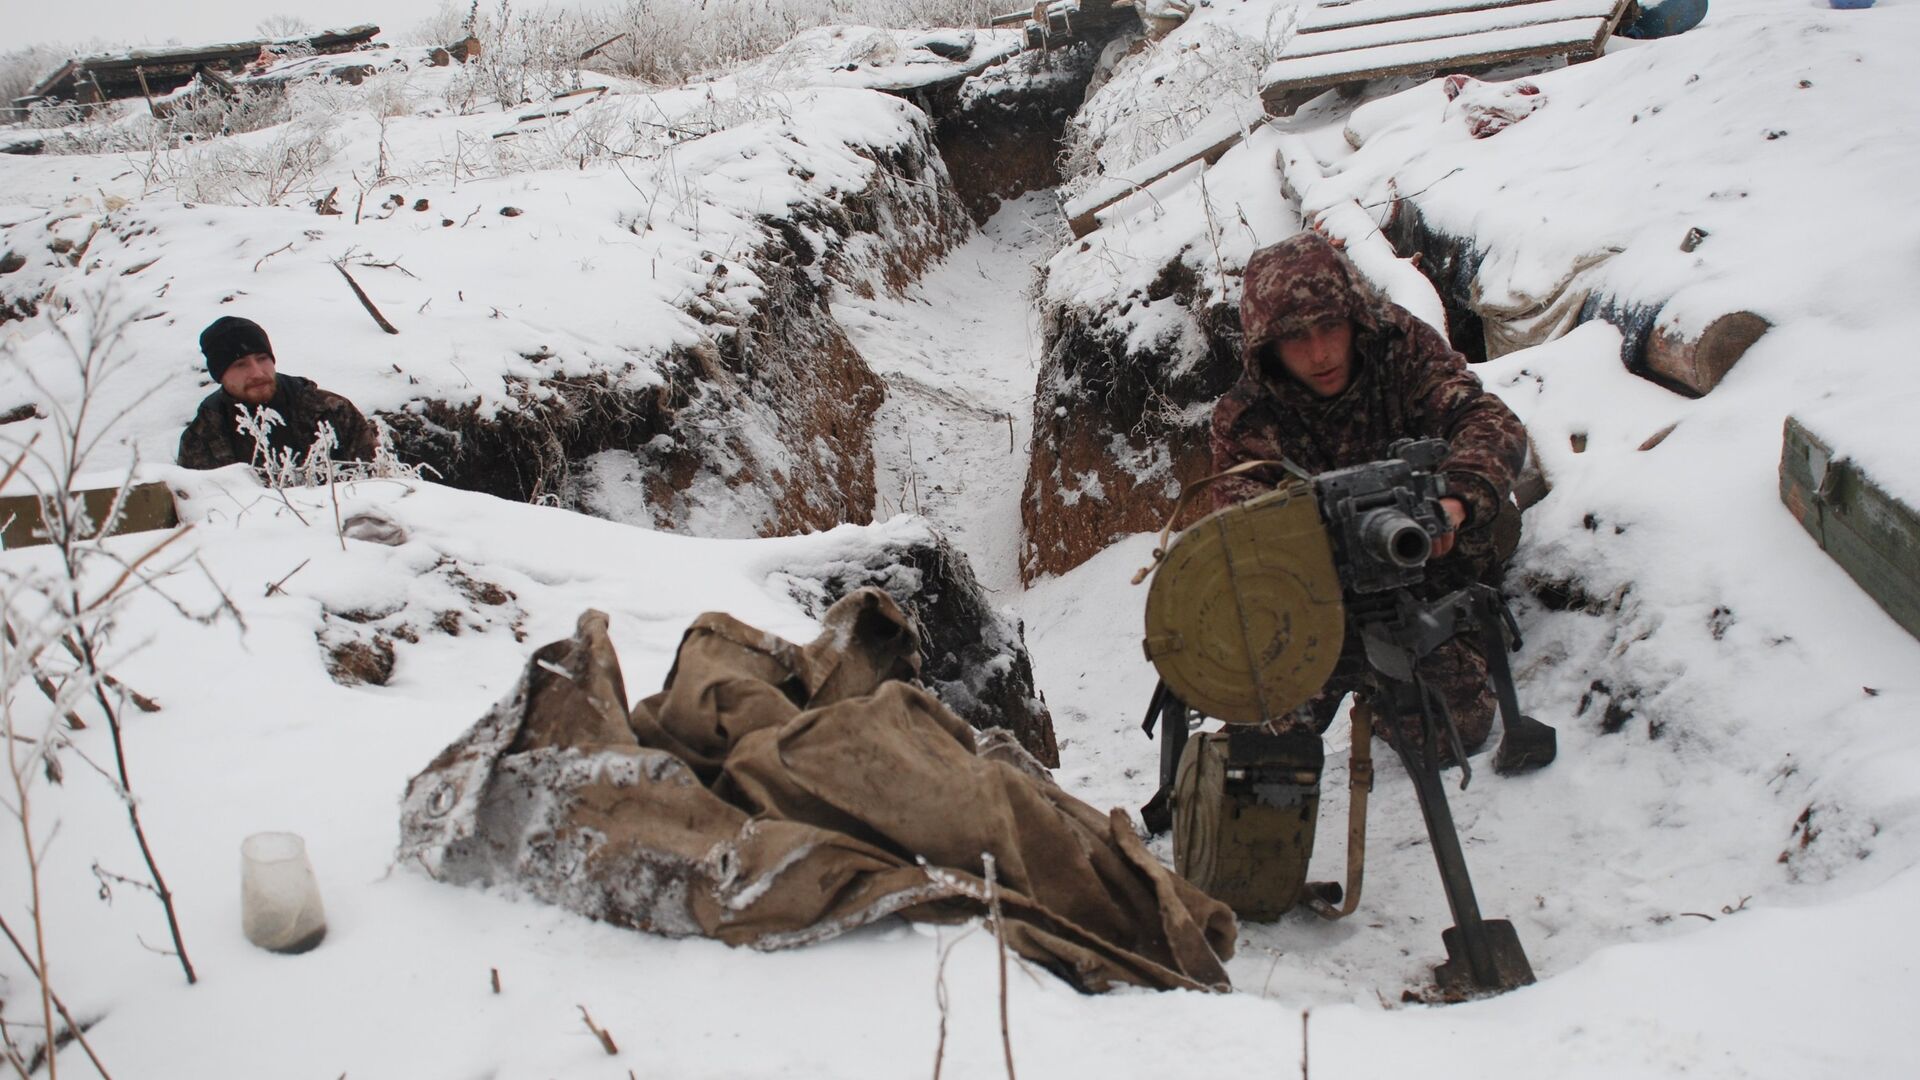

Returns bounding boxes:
[1300,0,1618,33]
[1260,18,1610,113]
[14,26,380,107]
[1064,111,1267,237]
[1285,0,1624,59]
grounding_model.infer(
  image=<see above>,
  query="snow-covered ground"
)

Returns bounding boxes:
[5,0,1920,1076]
[836,192,1056,594]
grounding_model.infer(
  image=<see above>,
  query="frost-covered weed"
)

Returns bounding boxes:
[159,83,295,141]
[23,99,144,153]
[419,0,996,103]
[1060,18,1293,197]
[149,115,338,206]
[239,406,434,490]
[0,43,72,122]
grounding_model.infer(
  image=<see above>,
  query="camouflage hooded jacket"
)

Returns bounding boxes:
[177,374,378,471]
[1208,233,1527,532]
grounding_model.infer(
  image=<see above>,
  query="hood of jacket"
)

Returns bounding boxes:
[1238,232,1390,401]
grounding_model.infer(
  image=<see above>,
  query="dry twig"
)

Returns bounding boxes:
[928,923,966,1080]
[332,261,400,335]
[0,914,113,1079]
[578,1005,618,1056]
[71,626,196,984]
[56,635,158,712]
[1301,1008,1310,1080]
[3,618,86,731]
[251,242,294,273]
[982,853,1016,1080]
[264,559,311,598]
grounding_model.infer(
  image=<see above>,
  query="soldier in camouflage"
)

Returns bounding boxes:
[177,316,378,471]
[1209,232,1529,755]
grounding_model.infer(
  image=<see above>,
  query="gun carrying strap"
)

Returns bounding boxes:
[1130,457,1314,586]
[1306,700,1373,920]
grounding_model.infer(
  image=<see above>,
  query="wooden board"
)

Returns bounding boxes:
[20,26,382,107]
[1285,0,1624,58]
[0,481,179,550]
[1260,18,1610,113]
[1781,416,1920,641]
[1063,111,1266,237]
[1300,0,1614,33]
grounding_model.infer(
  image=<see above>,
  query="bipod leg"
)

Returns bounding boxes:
[1470,587,1557,776]
[1140,681,1190,835]
[1389,676,1535,995]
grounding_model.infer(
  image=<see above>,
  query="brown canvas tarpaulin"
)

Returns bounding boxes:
[397,588,1236,993]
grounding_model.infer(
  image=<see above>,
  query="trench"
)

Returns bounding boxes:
[834,197,1057,596]
[879,49,1785,1009]
[379,26,1724,1007]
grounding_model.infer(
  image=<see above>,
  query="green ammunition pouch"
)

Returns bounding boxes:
[1172,726,1324,922]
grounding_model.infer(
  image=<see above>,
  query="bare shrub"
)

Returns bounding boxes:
[412,1,481,47]
[0,45,74,125]
[23,99,146,155]
[1059,19,1285,198]
[428,0,997,113]
[257,14,317,39]
[148,116,338,206]
[0,288,233,1070]
[586,0,999,86]
[157,82,294,141]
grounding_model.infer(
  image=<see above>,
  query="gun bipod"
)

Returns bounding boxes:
[1384,673,1536,995]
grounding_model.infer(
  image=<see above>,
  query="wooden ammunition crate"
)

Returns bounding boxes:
[1780,416,1920,640]
[0,481,179,550]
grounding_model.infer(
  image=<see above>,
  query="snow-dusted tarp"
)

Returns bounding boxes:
[398,587,1236,993]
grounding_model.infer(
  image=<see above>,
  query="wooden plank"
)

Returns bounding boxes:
[1283,0,1621,59]
[1260,18,1609,110]
[1063,111,1266,237]
[1781,417,1920,641]
[0,481,179,550]
[20,26,383,107]
[1300,0,1614,33]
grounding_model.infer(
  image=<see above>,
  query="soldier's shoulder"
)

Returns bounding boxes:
[1376,302,1465,370]
[288,377,366,417]
[1211,381,1265,427]
[187,386,232,420]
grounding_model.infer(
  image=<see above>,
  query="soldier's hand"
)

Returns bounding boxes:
[1432,497,1468,558]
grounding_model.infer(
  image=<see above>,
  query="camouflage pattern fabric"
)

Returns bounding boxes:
[1211,232,1526,530]
[1307,627,1495,754]
[176,374,378,471]
[1211,233,1530,752]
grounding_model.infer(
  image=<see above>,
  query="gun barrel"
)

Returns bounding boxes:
[1356,508,1432,569]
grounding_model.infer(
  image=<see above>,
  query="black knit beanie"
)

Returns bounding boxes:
[199,316,273,382]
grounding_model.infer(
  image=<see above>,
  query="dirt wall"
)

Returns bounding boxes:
[1020,260,1242,582]
[386,130,971,536]
[912,45,1104,223]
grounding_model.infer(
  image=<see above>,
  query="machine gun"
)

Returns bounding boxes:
[1136,439,1555,996]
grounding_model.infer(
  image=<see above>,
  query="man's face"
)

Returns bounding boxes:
[1272,317,1355,398]
[220,351,277,405]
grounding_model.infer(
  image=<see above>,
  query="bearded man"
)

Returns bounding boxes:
[177,315,378,471]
